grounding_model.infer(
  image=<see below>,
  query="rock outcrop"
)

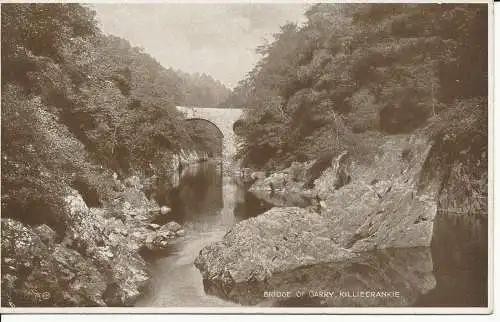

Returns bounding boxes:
[316,135,439,251]
[243,134,440,250]
[1,177,183,307]
[1,218,107,306]
[143,221,185,251]
[195,134,441,295]
[247,162,314,208]
[194,207,355,285]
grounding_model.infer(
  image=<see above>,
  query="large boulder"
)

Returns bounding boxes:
[1,218,107,307]
[196,134,441,294]
[63,188,106,252]
[74,196,153,306]
[195,207,356,286]
[100,250,150,306]
[1,178,161,307]
[245,134,440,251]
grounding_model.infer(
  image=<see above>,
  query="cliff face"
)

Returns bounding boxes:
[194,133,442,294]
[1,172,187,307]
[317,134,439,251]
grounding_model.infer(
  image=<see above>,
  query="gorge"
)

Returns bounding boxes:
[1,2,488,310]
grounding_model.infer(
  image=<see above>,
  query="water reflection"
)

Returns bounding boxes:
[247,189,312,209]
[414,213,488,307]
[139,161,488,308]
[154,162,223,225]
[203,247,436,307]
[173,162,223,223]
[233,189,273,221]
[159,161,269,225]
[135,161,239,307]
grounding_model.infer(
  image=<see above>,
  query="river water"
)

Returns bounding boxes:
[135,161,488,308]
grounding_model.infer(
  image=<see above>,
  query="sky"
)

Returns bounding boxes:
[92,3,309,89]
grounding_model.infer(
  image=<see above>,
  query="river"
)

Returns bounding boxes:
[135,161,488,307]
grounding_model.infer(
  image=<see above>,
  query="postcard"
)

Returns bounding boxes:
[0,0,492,314]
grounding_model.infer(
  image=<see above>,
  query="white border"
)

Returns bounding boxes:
[0,307,494,314]
[0,0,495,315]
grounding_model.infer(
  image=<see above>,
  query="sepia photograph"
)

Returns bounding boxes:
[0,1,491,314]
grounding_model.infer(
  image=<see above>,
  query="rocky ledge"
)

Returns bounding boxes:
[195,134,441,297]
[1,176,184,307]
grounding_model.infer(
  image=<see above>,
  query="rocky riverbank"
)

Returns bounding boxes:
[194,134,455,297]
[1,175,184,307]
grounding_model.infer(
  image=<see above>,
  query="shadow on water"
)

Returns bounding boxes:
[137,161,488,307]
[233,189,273,221]
[413,212,488,307]
[204,247,437,307]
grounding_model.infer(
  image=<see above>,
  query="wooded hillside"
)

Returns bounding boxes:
[1,3,229,228]
[227,4,487,172]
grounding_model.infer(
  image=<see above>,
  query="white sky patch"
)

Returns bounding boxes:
[92,3,309,89]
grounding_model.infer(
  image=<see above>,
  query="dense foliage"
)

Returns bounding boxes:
[1,4,228,228]
[226,4,487,170]
[176,71,231,108]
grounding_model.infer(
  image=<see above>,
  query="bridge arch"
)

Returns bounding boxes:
[176,106,243,159]
[185,118,224,138]
[184,118,224,158]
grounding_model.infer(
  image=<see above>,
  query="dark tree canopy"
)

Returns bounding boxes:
[224,3,487,170]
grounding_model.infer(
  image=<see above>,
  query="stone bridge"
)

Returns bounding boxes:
[176,106,243,159]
